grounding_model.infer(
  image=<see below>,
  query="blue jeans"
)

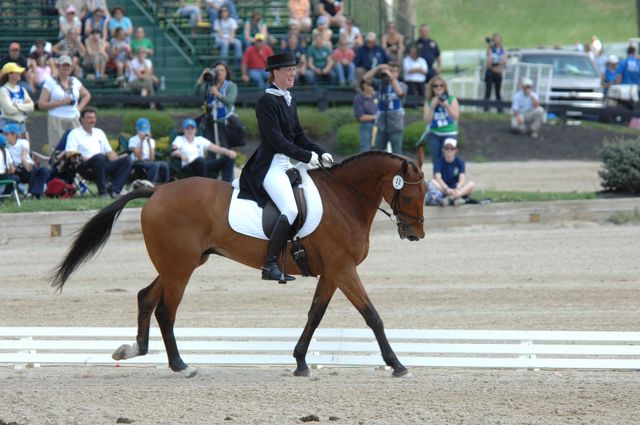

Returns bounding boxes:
[17,165,50,196]
[215,37,242,61]
[135,160,170,184]
[333,63,355,85]
[359,121,374,152]
[374,125,403,154]
[177,5,201,27]
[248,69,268,89]
[184,156,235,182]
[306,69,336,86]
[84,154,133,195]
[427,132,456,173]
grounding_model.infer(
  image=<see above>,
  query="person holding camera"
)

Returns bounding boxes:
[363,62,407,154]
[128,117,170,185]
[484,32,507,112]
[196,61,237,147]
[422,76,459,172]
[38,55,91,150]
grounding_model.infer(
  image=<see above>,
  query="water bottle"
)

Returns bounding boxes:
[160,76,166,92]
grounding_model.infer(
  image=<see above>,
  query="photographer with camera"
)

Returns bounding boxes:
[421,76,459,172]
[363,62,406,154]
[484,32,508,112]
[196,61,238,148]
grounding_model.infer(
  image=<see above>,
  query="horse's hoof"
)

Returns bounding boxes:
[181,366,198,378]
[112,343,139,361]
[392,367,411,378]
[293,367,311,377]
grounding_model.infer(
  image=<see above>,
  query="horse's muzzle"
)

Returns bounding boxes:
[397,223,424,241]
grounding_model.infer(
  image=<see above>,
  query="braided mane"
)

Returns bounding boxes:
[326,150,420,173]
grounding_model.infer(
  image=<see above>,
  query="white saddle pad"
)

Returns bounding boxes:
[228,163,323,240]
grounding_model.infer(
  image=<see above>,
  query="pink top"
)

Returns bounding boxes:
[331,47,355,64]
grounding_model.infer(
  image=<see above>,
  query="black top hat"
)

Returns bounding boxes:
[265,52,299,72]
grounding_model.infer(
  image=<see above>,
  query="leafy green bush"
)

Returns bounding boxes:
[599,137,640,193]
[322,106,357,129]
[122,110,176,138]
[236,108,258,138]
[336,122,360,155]
[403,121,426,152]
[298,108,333,140]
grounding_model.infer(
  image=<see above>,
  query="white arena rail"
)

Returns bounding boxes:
[1,327,639,370]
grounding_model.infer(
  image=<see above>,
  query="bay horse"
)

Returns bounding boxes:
[51,150,427,378]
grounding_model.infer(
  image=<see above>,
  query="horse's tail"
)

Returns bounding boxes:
[50,187,156,292]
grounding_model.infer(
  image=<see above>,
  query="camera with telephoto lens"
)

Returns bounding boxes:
[485,36,493,47]
[438,93,448,103]
[202,68,216,83]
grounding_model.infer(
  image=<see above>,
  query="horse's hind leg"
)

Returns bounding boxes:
[338,269,409,377]
[293,277,337,377]
[112,277,162,361]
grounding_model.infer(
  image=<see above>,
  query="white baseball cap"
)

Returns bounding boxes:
[521,77,533,87]
[443,138,457,148]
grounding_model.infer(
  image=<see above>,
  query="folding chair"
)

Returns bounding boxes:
[49,130,95,197]
[0,178,21,206]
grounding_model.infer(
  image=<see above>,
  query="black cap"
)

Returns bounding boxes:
[265,52,299,72]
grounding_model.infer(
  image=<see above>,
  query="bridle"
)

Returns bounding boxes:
[318,159,425,237]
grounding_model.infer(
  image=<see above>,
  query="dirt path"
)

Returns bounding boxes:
[1,218,639,424]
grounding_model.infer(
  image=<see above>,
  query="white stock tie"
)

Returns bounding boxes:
[265,87,292,106]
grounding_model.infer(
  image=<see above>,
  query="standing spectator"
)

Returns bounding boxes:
[306,33,335,86]
[130,27,154,57]
[402,45,428,96]
[312,15,333,48]
[3,123,50,199]
[353,79,377,152]
[363,62,407,154]
[213,5,242,63]
[423,76,459,170]
[339,16,362,49]
[128,48,159,106]
[615,46,640,85]
[510,77,544,139]
[109,27,131,84]
[316,0,345,27]
[58,5,82,39]
[243,11,269,48]
[171,118,236,182]
[354,32,388,85]
[414,24,440,83]
[282,33,307,84]
[195,61,237,147]
[602,55,619,96]
[0,63,35,137]
[425,138,475,207]
[288,0,311,33]
[331,35,355,86]
[64,107,132,198]
[128,117,170,184]
[177,0,202,36]
[381,21,404,64]
[484,32,507,112]
[108,5,133,40]
[83,29,109,79]
[52,30,86,78]
[84,7,109,41]
[38,55,91,149]
[0,43,34,96]
[241,33,273,89]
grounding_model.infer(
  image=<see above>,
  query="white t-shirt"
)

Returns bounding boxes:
[43,76,83,119]
[172,135,211,167]
[128,134,156,161]
[0,148,13,173]
[6,139,34,167]
[66,126,112,160]
[128,57,153,83]
[402,56,428,83]
[339,26,361,48]
[213,17,238,40]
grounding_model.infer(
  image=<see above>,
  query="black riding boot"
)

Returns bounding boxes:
[262,214,296,282]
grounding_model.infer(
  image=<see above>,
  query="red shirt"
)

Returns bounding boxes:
[242,45,274,70]
[332,47,355,64]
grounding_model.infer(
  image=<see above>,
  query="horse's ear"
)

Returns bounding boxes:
[401,159,408,175]
[416,144,425,170]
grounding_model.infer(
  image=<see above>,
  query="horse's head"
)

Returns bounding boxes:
[383,150,427,241]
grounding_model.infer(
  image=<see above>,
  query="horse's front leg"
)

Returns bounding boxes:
[338,268,409,377]
[293,276,337,377]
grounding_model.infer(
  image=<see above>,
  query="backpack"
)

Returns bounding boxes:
[45,178,75,199]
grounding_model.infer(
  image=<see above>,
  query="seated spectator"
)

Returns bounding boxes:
[0,133,19,194]
[243,11,269,48]
[353,79,377,152]
[84,7,109,41]
[177,0,202,36]
[213,5,243,63]
[83,29,109,80]
[288,0,312,33]
[312,15,333,48]
[64,107,132,198]
[109,27,131,84]
[128,118,170,184]
[59,5,83,39]
[28,39,57,86]
[354,32,388,86]
[53,30,86,78]
[331,35,356,86]
[402,45,428,96]
[171,118,236,182]
[339,17,362,49]
[3,123,50,199]
[205,0,238,24]
[381,21,404,64]
[0,43,34,97]
[306,32,335,86]
[0,62,35,137]
[511,77,544,138]
[130,27,154,57]
[425,138,475,206]
[128,48,159,106]
[602,55,618,96]
[108,5,133,40]
[316,0,345,27]
[56,0,85,18]
[82,0,111,19]
[615,46,640,85]
[241,33,274,89]
[282,33,307,84]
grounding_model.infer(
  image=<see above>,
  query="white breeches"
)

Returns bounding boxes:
[263,153,298,225]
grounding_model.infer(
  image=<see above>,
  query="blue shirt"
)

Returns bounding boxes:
[353,45,388,70]
[616,56,640,84]
[435,156,465,188]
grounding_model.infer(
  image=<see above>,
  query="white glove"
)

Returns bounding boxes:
[308,151,321,167]
[321,153,334,165]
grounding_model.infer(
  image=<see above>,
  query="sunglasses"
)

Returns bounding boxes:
[432,84,444,88]
[443,146,457,151]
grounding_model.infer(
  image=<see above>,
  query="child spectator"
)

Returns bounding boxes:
[110,27,131,84]
[331,35,356,86]
[0,133,18,193]
[288,0,311,33]
[3,123,50,199]
[353,79,377,152]
[425,138,475,206]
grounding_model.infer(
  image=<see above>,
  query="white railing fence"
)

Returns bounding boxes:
[1,327,639,370]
